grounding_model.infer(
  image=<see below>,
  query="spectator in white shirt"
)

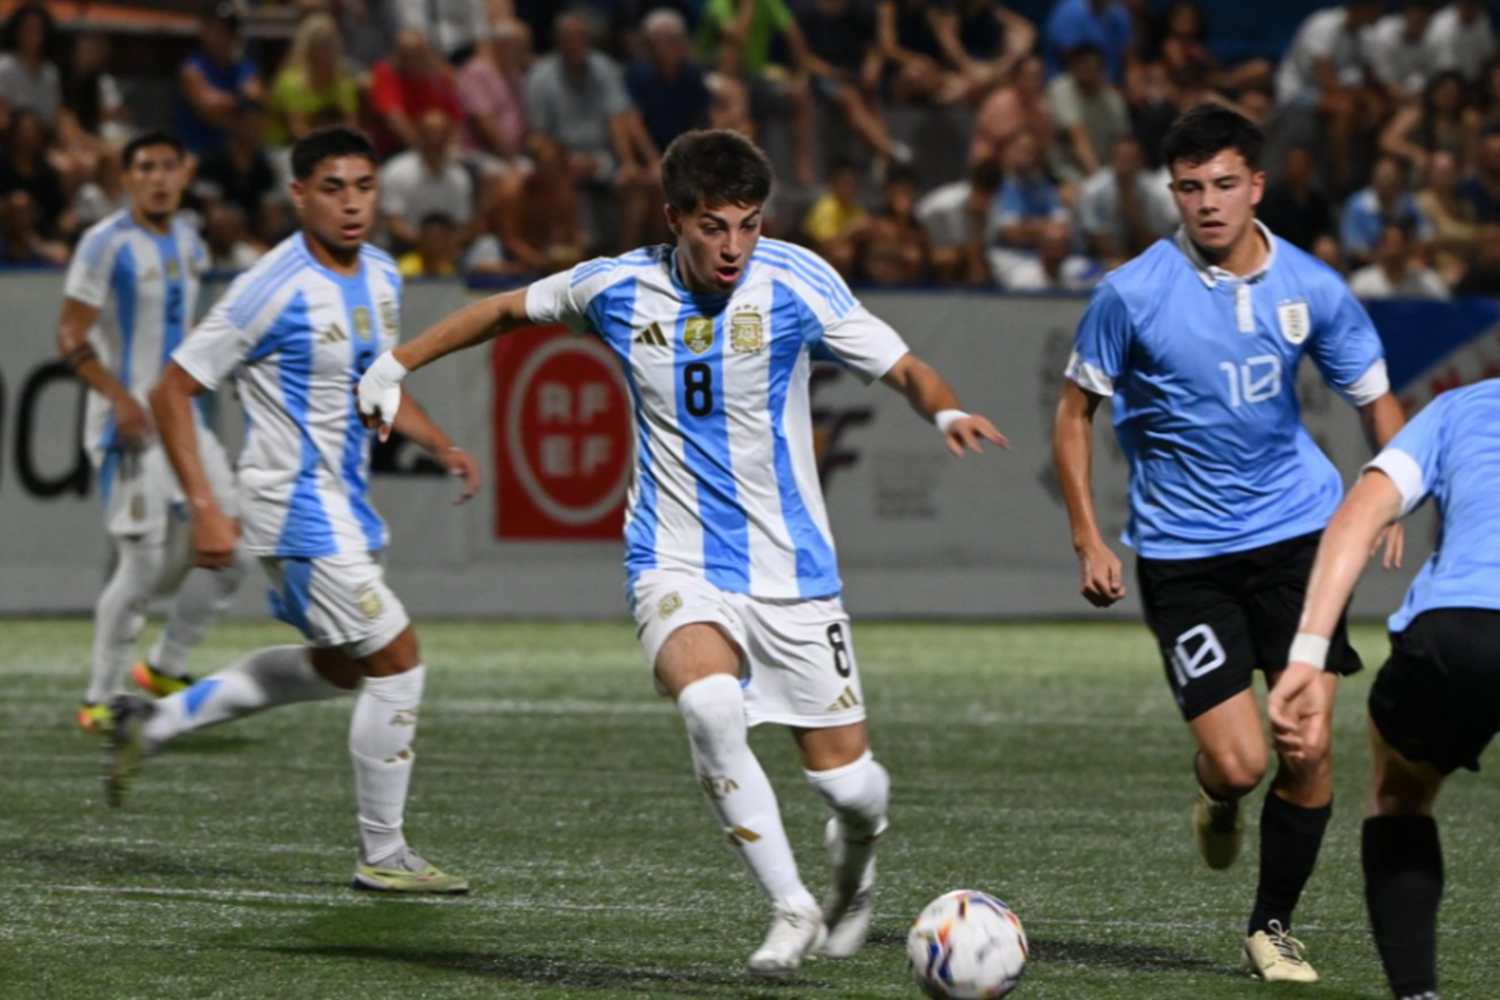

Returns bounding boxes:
[916,158,1002,284]
[996,219,1101,291]
[379,108,477,250]
[1078,135,1176,266]
[1428,0,1495,84]
[1047,42,1129,183]
[1350,221,1451,299]
[1362,0,1442,104]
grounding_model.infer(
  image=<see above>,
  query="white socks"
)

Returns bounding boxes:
[88,538,166,704]
[142,645,348,749]
[349,667,426,865]
[149,554,247,679]
[678,674,816,911]
[806,751,890,889]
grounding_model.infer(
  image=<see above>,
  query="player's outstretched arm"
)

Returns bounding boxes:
[879,353,1009,457]
[1053,379,1125,608]
[149,363,238,569]
[358,287,532,440]
[390,393,480,505]
[1269,470,1404,759]
[57,298,153,450]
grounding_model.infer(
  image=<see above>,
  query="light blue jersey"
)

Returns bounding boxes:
[173,234,402,558]
[1369,380,1500,633]
[526,240,910,600]
[1066,222,1389,559]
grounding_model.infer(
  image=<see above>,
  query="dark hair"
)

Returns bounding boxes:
[660,129,773,213]
[1161,103,1263,171]
[884,165,919,189]
[291,126,376,180]
[419,212,457,229]
[1065,42,1103,64]
[1,2,57,59]
[122,132,185,169]
[968,158,1002,192]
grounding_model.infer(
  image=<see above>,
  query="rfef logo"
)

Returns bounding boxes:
[493,326,631,539]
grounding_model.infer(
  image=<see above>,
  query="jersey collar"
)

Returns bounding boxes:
[1174,219,1277,288]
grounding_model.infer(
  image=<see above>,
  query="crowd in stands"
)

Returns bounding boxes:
[2,0,1500,300]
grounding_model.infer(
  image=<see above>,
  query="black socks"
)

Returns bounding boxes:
[1363,815,1444,999]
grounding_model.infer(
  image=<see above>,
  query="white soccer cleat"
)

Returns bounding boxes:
[747,903,827,979]
[821,817,878,958]
[1242,921,1319,983]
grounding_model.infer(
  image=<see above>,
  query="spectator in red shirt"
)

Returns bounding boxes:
[370,28,462,157]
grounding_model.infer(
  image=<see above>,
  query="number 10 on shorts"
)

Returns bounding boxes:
[1172,623,1227,690]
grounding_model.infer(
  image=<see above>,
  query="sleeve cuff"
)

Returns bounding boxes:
[172,351,221,393]
[1340,358,1390,407]
[863,346,910,386]
[1064,349,1115,397]
[1365,448,1425,518]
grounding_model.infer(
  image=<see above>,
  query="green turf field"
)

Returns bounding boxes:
[2,618,1496,999]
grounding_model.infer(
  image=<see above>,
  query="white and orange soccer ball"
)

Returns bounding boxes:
[907,890,1028,998]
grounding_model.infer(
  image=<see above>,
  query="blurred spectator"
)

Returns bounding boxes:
[1459,130,1500,222]
[1417,149,1478,286]
[798,0,911,166]
[1380,71,1478,178]
[1455,222,1500,295]
[876,0,959,104]
[1077,135,1174,265]
[73,141,129,230]
[0,189,65,266]
[0,110,73,244]
[176,6,264,156]
[917,158,1001,284]
[1257,145,1336,254]
[269,14,360,147]
[1349,221,1450,299]
[997,219,1100,291]
[1478,62,1500,135]
[194,100,283,245]
[1143,1,1271,97]
[203,202,264,272]
[379,109,476,250]
[490,132,586,273]
[803,158,867,275]
[397,0,489,64]
[1274,0,1385,191]
[330,0,400,70]
[970,54,1050,166]
[1042,0,1133,85]
[459,20,532,169]
[1341,155,1432,266]
[370,28,463,158]
[993,128,1067,250]
[613,0,702,63]
[398,212,461,277]
[59,31,127,142]
[1048,43,1129,184]
[627,10,711,156]
[529,12,657,249]
[1362,0,1442,104]
[931,0,1036,102]
[0,3,60,127]
[1429,0,1494,85]
[700,0,816,184]
[859,167,930,285]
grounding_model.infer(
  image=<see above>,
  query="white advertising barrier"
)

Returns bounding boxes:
[0,274,1432,620]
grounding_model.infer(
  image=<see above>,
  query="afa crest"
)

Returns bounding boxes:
[684,316,715,355]
[730,311,765,354]
[165,257,181,281]
[356,586,385,620]
[1277,299,1311,345]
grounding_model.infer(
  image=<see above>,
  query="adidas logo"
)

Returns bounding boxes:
[633,322,668,347]
[826,685,861,712]
[319,323,347,345]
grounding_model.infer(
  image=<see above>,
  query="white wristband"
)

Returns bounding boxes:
[367,350,409,386]
[1289,632,1331,672]
[935,409,969,434]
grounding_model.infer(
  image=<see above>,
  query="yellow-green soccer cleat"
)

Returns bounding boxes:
[1193,786,1245,870]
[103,696,155,808]
[1243,921,1319,982]
[132,661,194,698]
[77,702,112,735]
[352,847,470,894]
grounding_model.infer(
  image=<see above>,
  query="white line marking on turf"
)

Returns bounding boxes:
[30,884,682,913]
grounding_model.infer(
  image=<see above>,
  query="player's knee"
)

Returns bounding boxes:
[1371,764,1439,818]
[1209,750,1267,798]
[110,538,167,600]
[806,752,889,831]
[676,673,747,763]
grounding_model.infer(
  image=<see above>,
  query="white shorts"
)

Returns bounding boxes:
[92,428,236,546]
[261,552,410,659]
[630,569,867,729]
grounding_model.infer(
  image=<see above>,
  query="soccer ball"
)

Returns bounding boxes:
[907,889,1028,998]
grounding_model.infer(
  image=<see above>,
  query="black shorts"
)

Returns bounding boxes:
[1371,609,1500,775]
[1138,531,1362,721]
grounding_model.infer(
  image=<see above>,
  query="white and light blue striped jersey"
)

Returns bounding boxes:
[526,239,910,600]
[1368,380,1500,633]
[173,233,401,558]
[64,209,208,457]
[1066,222,1390,560]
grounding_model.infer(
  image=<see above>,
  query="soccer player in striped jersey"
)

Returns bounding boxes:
[106,128,480,894]
[357,129,1009,976]
[57,133,244,733]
